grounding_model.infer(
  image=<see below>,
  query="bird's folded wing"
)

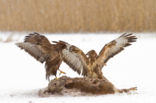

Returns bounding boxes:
[62,45,88,76]
[93,33,137,69]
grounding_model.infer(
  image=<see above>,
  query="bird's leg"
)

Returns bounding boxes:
[103,63,107,66]
[58,69,66,75]
[54,76,58,80]
[46,75,50,82]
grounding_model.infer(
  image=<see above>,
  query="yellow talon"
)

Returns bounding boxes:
[59,69,66,75]
[54,76,58,80]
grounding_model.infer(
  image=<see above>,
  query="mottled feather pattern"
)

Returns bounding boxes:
[16,42,46,63]
[16,32,52,63]
[95,33,137,68]
[45,55,62,80]
[16,32,137,80]
[62,44,88,76]
[16,32,64,80]
[24,32,51,46]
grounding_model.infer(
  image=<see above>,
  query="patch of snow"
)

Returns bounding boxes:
[0,32,156,103]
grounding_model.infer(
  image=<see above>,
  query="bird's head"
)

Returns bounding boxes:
[86,50,97,58]
[52,40,68,50]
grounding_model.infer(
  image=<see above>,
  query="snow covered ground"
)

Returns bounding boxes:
[0,32,156,103]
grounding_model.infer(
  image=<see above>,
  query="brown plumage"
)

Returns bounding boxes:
[16,33,137,80]
[53,41,89,76]
[55,33,137,79]
[16,32,66,81]
[92,33,137,68]
[86,50,97,65]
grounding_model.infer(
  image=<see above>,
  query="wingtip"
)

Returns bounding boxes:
[24,32,45,42]
[120,33,137,43]
[15,42,24,50]
[121,33,133,37]
[15,42,21,46]
[128,35,137,42]
[52,41,59,43]
[29,32,40,36]
[128,38,137,42]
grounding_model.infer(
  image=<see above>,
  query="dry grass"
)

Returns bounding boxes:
[0,0,156,33]
[0,34,14,43]
[4,34,14,42]
[0,37,2,42]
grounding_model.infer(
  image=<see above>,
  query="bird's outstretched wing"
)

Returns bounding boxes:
[55,41,89,76]
[16,32,55,63]
[16,32,63,80]
[93,33,137,69]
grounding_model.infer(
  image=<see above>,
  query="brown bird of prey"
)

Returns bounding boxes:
[54,33,137,79]
[16,32,66,81]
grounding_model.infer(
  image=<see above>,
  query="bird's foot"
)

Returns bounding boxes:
[59,69,66,75]
[54,77,58,80]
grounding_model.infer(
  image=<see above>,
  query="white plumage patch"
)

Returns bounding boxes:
[93,33,137,69]
[16,42,45,63]
[62,44,84,75]
[115,35,129,47]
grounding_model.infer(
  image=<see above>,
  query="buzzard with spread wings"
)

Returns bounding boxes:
[16,32,66,81]
[54,33,137,79]
[16,33,137,80]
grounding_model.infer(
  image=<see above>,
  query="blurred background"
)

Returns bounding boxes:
[0,0,156,33]
[1,1,156,103]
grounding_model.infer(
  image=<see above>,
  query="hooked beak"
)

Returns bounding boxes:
[86,51,91,56]
[52,40,68,50]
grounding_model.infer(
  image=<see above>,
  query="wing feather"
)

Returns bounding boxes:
[62,43,88,76]
[16,32,54,63]
[16,42,48,63]
[24,32,51,45]
[94,33,137,69]
[16,33,64,80]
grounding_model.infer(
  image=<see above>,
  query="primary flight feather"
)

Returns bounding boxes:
[16,32,66,81]
[54,33,137,79]
[16,33,137,80]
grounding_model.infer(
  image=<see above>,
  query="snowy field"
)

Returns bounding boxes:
[0,32,156,103]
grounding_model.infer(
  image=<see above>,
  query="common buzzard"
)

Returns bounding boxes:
[54,33,137,79]
[16,33,137,80]
[16,32,66,81]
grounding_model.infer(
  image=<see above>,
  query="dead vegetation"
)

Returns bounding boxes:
[4,34,14,43]
[0,0,156,32]
[0,34,18,43]
[0,38,2,42]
